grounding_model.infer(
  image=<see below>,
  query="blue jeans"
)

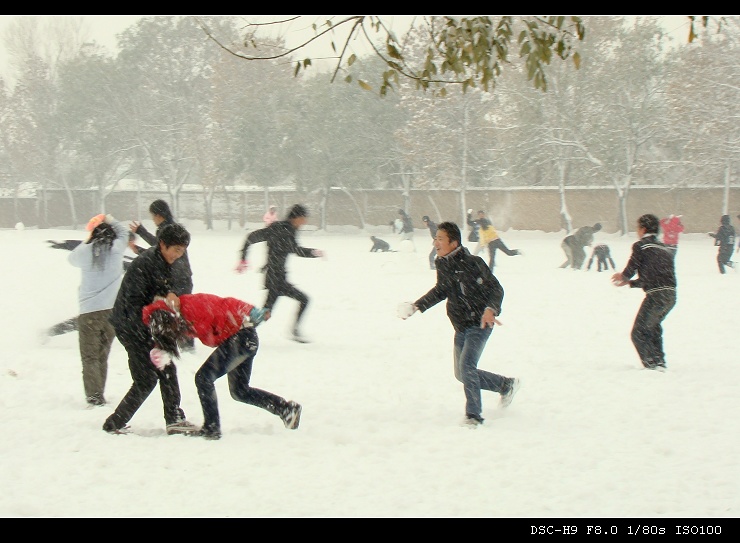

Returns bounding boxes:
[194,327,288,433]
[453,326,509,418]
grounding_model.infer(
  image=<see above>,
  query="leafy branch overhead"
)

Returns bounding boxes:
[195,16,585,95]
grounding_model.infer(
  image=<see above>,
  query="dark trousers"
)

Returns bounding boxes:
[103,327,185,431]
[264,276,309,332]
[487,239,518,270]
[194,327,288,433]
[631,290,676,368]
[717,246,734,274]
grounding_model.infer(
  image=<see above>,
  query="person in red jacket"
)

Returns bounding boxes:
[143,293,302,440]
[659,214,684,257]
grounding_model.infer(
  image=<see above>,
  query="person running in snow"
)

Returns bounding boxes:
[708,214,736,274]
[236,204,324,343]
[611,214,676,371]
[143,293,302,440]
[398,221,520,426]
[102,223,197,436]
[477,217,521,271]
[68,214,128,407]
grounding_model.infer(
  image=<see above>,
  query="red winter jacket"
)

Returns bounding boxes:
[142,293,255,348]
[660,216,684,246]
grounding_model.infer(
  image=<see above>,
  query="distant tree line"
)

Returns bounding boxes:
[0,16,738,234]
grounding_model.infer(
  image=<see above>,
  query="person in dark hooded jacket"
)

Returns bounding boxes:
[708,214,736,274]
[398,221,520,426]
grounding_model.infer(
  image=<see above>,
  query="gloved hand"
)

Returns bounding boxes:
[397,302,417,320]
[235,259,248,274]
[249,307,270,326]
[150,347,173,370]
[467,209,473,215]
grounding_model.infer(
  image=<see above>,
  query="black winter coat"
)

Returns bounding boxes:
[239,220,319,285]
[109,245,176,340]
[414,246,504,332]
[135,219,193,295]
[620,234,677,294]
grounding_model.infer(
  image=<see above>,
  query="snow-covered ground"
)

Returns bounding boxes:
[1,220,737,518]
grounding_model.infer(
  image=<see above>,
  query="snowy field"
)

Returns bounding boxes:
[0,219,738,519]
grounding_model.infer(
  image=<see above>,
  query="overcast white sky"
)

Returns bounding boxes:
[0,15,420,79]
[0,16,692,81]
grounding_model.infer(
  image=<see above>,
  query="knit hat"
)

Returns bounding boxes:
[86,214,106,232]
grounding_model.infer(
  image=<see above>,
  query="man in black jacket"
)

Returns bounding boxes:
[236,204,324,343]
[398,221,520,426]
[103,223,197,435]
[130,199,193,296]
[611,214,677,371]
[130,199,195,350]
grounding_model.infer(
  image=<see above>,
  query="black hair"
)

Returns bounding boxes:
[148,309,192,359]
[288,204,308,220]
[638,214,660,234]
[158,223,190,248]
[87,222,117,269]
[149,199,174,222]
[436,221,462,245]
[422,215,430,222]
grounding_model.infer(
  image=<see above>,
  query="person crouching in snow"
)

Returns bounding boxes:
[143,293,302,440]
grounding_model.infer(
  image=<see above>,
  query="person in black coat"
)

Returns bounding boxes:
[130,200,195,350]
[103,223,197,434]
[422,215,438,269]
[398,221,520,426]
[130,199,193,296]
[708,214,736,274]
[236,204,324,343]
[611,214,677,371]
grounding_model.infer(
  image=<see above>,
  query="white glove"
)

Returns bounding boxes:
[397,302,417,320]
[467,209,473,214]
[150,348,172,370]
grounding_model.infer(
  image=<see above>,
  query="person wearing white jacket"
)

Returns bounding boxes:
[68,214,128,407]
